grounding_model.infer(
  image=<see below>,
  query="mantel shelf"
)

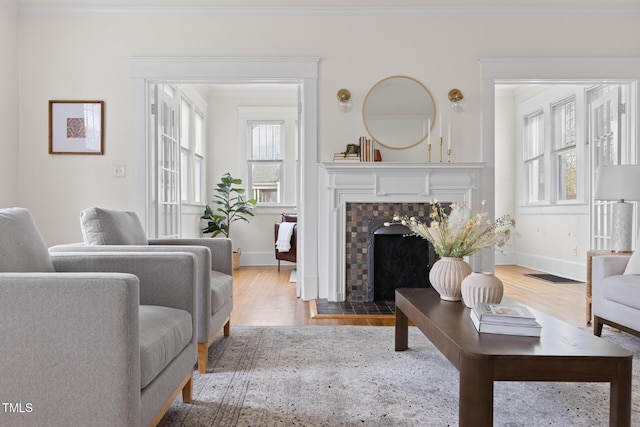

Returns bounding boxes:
[321,162,487,172]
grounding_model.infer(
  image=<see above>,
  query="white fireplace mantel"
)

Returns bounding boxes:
[317,162,491,301]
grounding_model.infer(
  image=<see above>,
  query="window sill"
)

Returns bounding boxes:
[518,203,589,215]
[254,205,297,215]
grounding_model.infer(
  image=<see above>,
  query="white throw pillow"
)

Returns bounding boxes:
[623,250,640,275]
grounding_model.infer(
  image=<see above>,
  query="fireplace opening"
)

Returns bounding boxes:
[367,220,436,302]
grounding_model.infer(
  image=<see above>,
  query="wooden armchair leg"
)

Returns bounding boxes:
[150,371,194,426]
[593,316,604,336]
[224,318,231,337]
[182,373,193,403]
[197,342,208,374]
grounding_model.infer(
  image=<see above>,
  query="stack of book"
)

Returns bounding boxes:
[333,153,361,162]
[359,136,375,162]
[333,136,382,163]
[470,302,542,337]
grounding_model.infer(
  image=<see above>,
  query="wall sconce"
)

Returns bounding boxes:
[337,89,352,113]
[448,88,466,113]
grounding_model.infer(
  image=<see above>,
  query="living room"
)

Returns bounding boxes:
[4,2,640,297]
[2,1,640,426]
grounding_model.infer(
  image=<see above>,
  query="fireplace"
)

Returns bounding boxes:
[318,162,488,302]
[344,202,433,302]
[367,220,435,302]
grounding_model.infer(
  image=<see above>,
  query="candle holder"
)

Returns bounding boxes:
[428,144,432,163]
[448,148,452,163]
[439,137,443,163]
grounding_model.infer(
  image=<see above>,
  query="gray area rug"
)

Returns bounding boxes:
[159,325,640,426]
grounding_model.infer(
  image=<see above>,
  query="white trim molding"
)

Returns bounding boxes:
[129,56,319,300]
[18,5,640,17]
[318,162,488,302]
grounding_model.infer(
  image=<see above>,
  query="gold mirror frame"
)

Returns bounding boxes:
[362,76,436,150]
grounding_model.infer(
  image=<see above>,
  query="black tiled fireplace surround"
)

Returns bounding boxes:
[345,202,431,302]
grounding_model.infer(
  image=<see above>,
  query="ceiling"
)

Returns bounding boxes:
[14,0,640,9]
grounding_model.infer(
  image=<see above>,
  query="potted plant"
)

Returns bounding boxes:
[202,172,257,269]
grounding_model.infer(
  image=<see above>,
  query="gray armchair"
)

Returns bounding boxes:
[0,208,196,427]
[49,207,233,374]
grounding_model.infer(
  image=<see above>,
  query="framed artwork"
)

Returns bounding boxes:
[49,100,104,154]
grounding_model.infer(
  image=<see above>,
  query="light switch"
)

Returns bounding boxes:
[113,164,126,178]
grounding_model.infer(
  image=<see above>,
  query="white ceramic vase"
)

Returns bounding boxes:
[461,272,504,308]
[428,257,472,301]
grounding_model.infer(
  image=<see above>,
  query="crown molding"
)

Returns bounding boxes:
[17,5,640,18]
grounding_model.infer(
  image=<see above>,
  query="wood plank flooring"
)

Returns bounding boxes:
[230,264,588,328]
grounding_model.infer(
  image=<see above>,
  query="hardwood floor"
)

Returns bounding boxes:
[231,264,588,328]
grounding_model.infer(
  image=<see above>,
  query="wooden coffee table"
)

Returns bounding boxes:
[395,288,632,427]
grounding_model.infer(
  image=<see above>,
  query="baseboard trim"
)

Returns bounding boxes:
[240,251,295,267]
[238,251,586,283]
[513,252,586,282]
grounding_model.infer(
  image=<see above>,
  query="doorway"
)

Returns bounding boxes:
[130,57,320,299]
[484,58,640,280]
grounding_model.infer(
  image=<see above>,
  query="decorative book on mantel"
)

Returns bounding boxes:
[333,153,361,163]
[470,302,542,337]
[333,137,381,163]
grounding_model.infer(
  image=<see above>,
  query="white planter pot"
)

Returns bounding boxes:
[428,257,471,302]
[461,272,504,308]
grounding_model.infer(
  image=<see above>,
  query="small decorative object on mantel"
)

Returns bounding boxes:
[358,136,377,162]
[333,140,381,163]
[387,200,515,302]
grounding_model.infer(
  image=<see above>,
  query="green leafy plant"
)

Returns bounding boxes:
[201,172,257,238]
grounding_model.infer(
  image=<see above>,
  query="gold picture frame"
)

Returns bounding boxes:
[49,100,104,154]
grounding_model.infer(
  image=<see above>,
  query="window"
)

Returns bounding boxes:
[247,121,284,205]
[552,97,577,201]
[180,98,191,202]
[589,84,634,250]
[179,95,206,205]
[194,112,204,204]
[520,85,592,209]
[524,111,545,203]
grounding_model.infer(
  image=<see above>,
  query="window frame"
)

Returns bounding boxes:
[523,110,546,205]
[246,120,286,206]
[518,85,590,213]
[178,92,207,206]
[551,96,578,204]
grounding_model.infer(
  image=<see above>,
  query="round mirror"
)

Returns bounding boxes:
[362,76,436,149]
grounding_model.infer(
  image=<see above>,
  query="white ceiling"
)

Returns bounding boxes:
[14,0,640,8]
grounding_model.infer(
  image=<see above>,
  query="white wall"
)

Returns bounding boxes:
[206,86,298,263]
[494,88,516,264]
[14,7,640,251]
[0,2,18,207]
[496,85,591,280]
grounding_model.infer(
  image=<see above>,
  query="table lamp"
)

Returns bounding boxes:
[594,165,640,252]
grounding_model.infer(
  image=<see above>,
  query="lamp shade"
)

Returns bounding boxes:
[594,165,640,202]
